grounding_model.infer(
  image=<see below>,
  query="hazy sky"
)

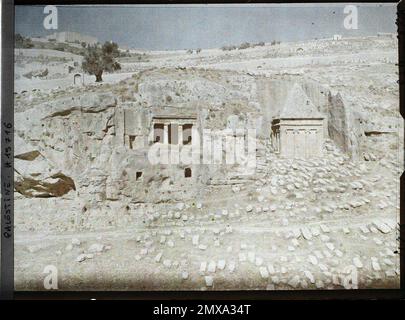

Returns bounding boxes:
[15,4,397,50]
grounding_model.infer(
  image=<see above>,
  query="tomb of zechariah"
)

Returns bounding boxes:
[271,83,325,159]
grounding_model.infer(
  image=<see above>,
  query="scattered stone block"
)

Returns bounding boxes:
[208,261,216,273]
[248,252,256,263]
[288,275,300,288]
[320,234,330,242]
[205,276,213,287]
[217,260,226,270]
[259,267,269,279]
[76,254,87,262]
[159,256,171,266]
[192,235,199,246]
[323,250,332,258]
[304,270,315,284]
[308,255,318,265]
[199,261,207,274]
[155,252,163,263]
[319,263,328,272]
[315,280,324,289]
[311,226,320,236]
[72,238,81,246]
[301,227,312,240]
[320,224,330,233]
[271,275,280,284]
[353,257,363,268]
[228,261,236,273]
[239,252,246,262]
[373,220,391,234]
[255,257,263,266]
[314,250,324,259]
[267,263,275,274]
[371,257,381,271]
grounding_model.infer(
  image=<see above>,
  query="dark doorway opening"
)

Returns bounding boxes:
[183,124,193,145]
[153,124,164,143]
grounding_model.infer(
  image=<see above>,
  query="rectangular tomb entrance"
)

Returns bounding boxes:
[151,115,197,145]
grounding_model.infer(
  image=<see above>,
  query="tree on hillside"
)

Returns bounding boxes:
[82,41,121,82]
[15,33,34,49]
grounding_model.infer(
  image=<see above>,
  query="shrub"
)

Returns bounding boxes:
[238,42,251,50]
[82,41,121,82]
[15,33,34,49]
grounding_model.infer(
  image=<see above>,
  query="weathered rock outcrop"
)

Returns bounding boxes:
[327,92,360,158]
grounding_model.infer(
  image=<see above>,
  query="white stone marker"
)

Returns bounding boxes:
[155,252,163,263]
[199,261,207,274]
[208,261,216,273]
[304,271,315,284]
[192,235,199,246]
[353,257,363,268]
[259,267,269,279]
[239,253,246,262]
[217,260,226,270]
[205,276,214,287]
[255,257,264,266]
[308,255,318,265]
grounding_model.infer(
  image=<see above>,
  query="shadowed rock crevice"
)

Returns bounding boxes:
[15,173,76,198]
[15,150,41,161]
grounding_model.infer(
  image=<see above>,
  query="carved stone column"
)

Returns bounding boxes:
[178,124,183,145]
[163,123,169,144]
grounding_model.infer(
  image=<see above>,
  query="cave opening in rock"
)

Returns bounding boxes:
[184,168,192,178]
[129,135,136,149]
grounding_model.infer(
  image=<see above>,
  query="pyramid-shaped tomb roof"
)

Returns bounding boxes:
[279,83,323,119]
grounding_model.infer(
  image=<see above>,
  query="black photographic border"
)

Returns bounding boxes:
[1,0,404,301]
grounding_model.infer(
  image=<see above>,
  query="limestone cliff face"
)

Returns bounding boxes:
[15,93,117,201]
[13,67,399,231]
[13,70,353,204]
[327,92,360,159]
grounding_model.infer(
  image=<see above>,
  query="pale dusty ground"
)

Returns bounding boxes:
[15,146,400,290]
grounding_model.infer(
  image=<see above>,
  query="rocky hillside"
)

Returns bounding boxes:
[14,35,401,290]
